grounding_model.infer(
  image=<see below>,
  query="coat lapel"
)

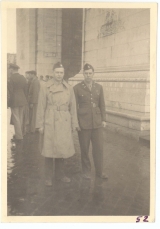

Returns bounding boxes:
[46,79,69,93]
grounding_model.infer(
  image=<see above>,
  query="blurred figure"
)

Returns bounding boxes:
[39,75,44,81]
[28,70,40,133]
[24,71,31,134]
[44,75,50,82]
[7,66,11,108]
[25,71,31,97]
[8,64,28,142]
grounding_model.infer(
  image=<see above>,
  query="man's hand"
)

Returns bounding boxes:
[39,127,44,134]
[102,121,107,128]
[30,103,34,109]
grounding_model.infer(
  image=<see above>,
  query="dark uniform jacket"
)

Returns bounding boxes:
[74,81,106,129]
[28,77,40,104]
[9,73,28,108]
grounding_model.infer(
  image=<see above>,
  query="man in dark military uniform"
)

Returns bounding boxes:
[8,63,28,141]
[74,63,108,179]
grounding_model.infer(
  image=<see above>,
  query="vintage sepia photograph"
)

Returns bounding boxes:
[1,2,157,223]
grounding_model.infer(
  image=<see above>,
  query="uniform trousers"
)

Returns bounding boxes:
[78,127,103,176]
[45,158,65,180]
[11,106,26,139]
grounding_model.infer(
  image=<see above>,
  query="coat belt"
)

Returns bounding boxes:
[47,104,68,111]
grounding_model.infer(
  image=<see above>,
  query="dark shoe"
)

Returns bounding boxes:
[96,173,108,179]
[82,173,91,179]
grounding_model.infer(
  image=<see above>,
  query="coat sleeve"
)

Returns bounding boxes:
[36,82,47,129]
[99,85,106,122]
[31,80,40,104]
[69,86,79,130]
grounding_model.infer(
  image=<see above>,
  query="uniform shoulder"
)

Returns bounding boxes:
[94,82,102,88]
[74,82,83,89]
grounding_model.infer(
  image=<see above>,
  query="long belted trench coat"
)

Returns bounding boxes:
[36,79,79,158]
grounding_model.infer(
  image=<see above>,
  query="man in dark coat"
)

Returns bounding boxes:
[8,63,28,141]
[28,70,40,133]
[74,63,108,179]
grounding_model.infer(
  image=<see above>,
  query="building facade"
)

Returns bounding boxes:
[7,53,16,65]
[16,8,150,139]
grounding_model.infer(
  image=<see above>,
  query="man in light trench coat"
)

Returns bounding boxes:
[74,63,108,179]
[36,62,79,186]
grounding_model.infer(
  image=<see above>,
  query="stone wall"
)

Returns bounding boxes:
[83,9,150,69]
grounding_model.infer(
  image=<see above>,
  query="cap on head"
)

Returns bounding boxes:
[83,63,94,72]
[9,63,20,70]
[30,70,36,75]
[53,62,64,70]
[25,71,30,74]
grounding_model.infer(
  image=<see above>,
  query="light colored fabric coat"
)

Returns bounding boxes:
[36,79,79,158]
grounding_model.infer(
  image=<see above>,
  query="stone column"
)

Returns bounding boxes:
[36,9,62,76]
[17,8,62,76]
[16,9,36,75]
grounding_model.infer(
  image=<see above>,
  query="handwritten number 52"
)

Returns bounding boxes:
[136,216,148,223]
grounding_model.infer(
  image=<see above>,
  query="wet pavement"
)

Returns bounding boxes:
[7,110,150,216]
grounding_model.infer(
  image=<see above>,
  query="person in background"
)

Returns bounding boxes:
[7,66,11,108]
[8,63,28,143]
[74,63,108,180]
[25,71,31,97]
[36,62,79,186]
[28,70,40,133]
[40,75,44,81]
[44,75,50,82]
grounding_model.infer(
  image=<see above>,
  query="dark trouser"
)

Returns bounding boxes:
[78,127,103,176]
[45,158,64,180]
[29,104,38,133]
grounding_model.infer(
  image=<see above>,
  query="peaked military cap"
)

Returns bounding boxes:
[9,63,20,70]
[83,63,94,72]
[53,62,64,70]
